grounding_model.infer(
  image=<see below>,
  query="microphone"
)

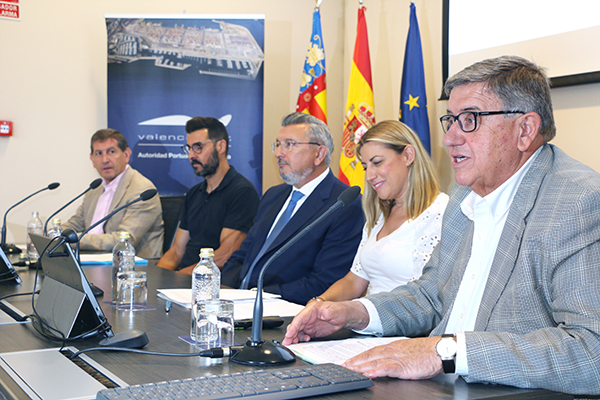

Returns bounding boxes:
[44,178,102,235]
[230,186,361,366]
[57,189,158,260]
[1,182,60,254]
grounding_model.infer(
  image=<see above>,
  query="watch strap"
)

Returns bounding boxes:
[442,358,456,374]
[440,334,456,374]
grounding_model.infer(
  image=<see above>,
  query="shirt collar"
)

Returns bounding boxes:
[102,164,129,192]
[461,147,542,221]
[204,165,237,193]
[295,168,330,198]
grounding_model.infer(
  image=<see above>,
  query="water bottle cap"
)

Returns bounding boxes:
[51,218,61,224]
[118,231,131,240]
[199,248,214,258]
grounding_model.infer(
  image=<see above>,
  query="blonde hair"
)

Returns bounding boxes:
[356,120,440,234]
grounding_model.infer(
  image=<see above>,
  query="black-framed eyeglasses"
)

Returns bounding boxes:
[182,140,214,155]
[271,140,321,153]
[439,110,525,134]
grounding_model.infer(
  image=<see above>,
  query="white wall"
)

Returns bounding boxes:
[1,0,598,244]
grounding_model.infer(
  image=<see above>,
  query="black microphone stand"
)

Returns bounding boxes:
[44,178,102,235]
[53,188,157,300]
[60,189,157,263]
[1,182,60,254]
[230,186,360,366]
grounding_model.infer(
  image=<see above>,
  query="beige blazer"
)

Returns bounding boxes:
[62,167,164,259]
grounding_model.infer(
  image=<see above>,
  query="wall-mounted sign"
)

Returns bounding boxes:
[0,0,19,21]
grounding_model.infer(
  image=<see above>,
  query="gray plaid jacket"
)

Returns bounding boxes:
[367,144,600,395]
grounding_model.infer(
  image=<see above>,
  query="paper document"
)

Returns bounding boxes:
[79,253,147,266]
[157,288,280,308]
[288,336,407,365]
[233,299,304,320]
[157,288,305,320]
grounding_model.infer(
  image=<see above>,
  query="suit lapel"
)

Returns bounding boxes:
[238,186,291,280]
[474,145,552,330]
[84,188,103,227]
[256,187,291,249]
[103,167,134,233]
[109,167,134,211]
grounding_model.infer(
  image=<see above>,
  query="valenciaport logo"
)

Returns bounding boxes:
[134,114,232,160]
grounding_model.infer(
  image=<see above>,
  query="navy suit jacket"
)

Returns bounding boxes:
[221,170,364,305]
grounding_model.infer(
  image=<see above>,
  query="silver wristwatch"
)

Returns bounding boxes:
[435,334,457,373]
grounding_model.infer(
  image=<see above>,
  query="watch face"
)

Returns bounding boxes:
[436,337,457,358]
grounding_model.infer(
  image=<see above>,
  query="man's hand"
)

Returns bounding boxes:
[282,301,370,346]
[342,336,443,380]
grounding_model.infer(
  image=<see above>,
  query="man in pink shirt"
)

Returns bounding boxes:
[62,129,163,258]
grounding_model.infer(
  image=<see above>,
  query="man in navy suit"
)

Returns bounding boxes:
[221,113,364,305]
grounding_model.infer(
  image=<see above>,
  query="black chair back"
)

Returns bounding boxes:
[159,196,185,255]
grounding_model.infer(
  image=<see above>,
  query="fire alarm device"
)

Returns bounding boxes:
[0,121,13,136]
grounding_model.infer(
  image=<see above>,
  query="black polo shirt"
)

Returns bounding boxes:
[178,166,259,269]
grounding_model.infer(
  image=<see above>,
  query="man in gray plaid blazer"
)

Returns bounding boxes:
[283,56,600,396]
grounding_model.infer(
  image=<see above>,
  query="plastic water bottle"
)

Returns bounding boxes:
[112,231,136,303]
[190,248,220,340]
[47,218,63,238]
[26,211,43,262]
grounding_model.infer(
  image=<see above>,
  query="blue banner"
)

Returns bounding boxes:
[106,15,264,195]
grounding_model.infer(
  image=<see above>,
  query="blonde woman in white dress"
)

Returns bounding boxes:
[311,120,448,302]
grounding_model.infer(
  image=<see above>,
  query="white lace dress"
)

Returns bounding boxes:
[350,192,449,295]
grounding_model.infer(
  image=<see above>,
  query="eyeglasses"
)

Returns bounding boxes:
[182,140,214,155]
[271,140,321,153]
[439,110,525,134]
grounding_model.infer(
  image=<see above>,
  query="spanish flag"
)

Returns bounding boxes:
[339,5,375,191]
[296,7,327,123]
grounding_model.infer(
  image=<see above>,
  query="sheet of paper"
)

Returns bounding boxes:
[288,336,407,365]
[221,289,302,320]
[157,288,304,319]
[157,288,281,309]
[79,253,147,266]
[233,299,305,320]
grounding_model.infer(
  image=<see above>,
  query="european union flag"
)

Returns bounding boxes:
[400,3,430,154]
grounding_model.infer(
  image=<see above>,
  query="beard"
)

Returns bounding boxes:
[192,148,219,178]
[279,164,312,187]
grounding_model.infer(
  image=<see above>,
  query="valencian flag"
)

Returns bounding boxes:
[399,3,430,153]
[296,7,327,123]
[339,5,375,191]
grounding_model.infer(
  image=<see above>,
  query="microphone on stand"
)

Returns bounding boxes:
[1,182,60,254]
[44,178,102,235]
[230,186,361,366]
[56,189,158,261]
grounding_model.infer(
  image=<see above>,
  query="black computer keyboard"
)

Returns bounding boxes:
[96,363,373,400]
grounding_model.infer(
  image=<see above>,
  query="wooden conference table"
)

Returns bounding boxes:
[0,261,572,400]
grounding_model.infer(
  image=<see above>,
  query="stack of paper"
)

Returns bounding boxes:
[288,336,408,365]
[157,288,305,320]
